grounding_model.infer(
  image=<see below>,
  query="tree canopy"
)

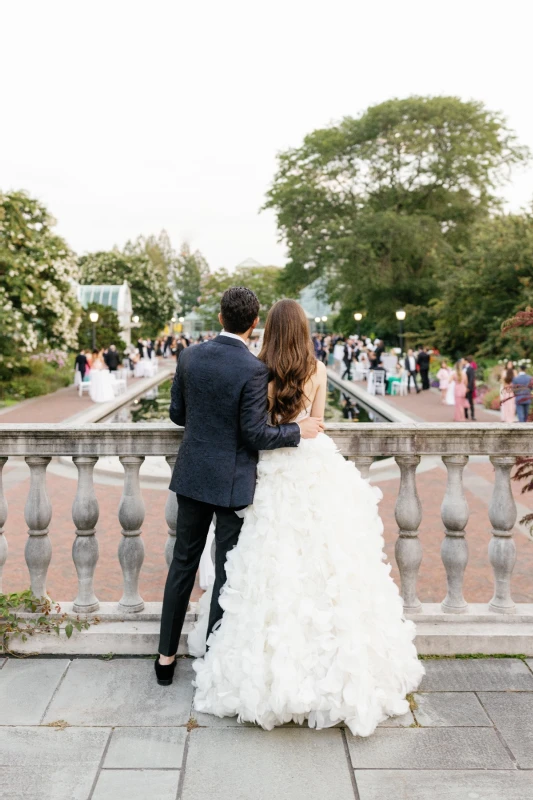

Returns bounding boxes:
[265,96,529,342]
[197,265,285,328]
[0,190,80,361]
[173,243,210,315]
[78,249,174,334]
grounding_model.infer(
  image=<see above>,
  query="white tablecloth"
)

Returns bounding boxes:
[89,370,116,403]
[134,359,157,378]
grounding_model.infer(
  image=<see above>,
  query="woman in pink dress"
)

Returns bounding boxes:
[500,368,516,423]
[450,361,468,422]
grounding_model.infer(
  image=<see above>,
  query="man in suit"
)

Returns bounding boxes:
[106,344,120,371]
[417,346,431,390]
[74,349,88,379]
[404,349,420,393]
[155,287,324,684]
[463,356,476,421]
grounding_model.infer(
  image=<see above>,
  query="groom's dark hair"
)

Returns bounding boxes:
[220,287,260,333]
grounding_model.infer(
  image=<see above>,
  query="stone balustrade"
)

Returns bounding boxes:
[0,421,532,655]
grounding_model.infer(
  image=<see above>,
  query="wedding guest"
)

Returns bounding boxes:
[106,344,120,372]
[450,360,468,422]
[333,338,345,374]
[463,356,476,421]
[500,369,516,423]
[404,349,420,393]
[75,349,88,379]
[417,346,431,390]
[342,338,354,380]
[437,360,451,404]
[512,365,532,423]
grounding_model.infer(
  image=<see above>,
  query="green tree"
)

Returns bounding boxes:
[77,303,123,352]
[78,250,174,334]
[266,96,529,341]
[197,265,285,328]
[123,230,175,286]
[0,190,81,362]
[435,211,533,359]
[174,243,210,315]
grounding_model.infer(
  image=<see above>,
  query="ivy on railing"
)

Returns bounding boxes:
[0,590,99,656]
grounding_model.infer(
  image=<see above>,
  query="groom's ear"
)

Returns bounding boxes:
[218,312,224,328]
[251,317,259,331]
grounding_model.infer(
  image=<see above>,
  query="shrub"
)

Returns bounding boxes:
[483,388,501,410]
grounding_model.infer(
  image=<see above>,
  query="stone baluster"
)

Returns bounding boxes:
[117,456,145,612]
[394,455,422,613]
[351,456,374,480]
[440,455,469,613]
[24,456,52,599]
[72,456,100,613]
[164,456,178,567]
[0,458,8,593]
[488,456,517,614]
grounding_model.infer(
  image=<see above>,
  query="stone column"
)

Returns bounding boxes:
[118,456,145,613]
[441,455,469,613]
[72,456,100,613]
[394,455,422,613]
[164,455,178,567]
[0,458,8,593]
[24,456,52,599]
[488,455,517,614]
[351,456,374,480]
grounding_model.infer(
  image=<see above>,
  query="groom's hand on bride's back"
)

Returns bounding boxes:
[298,417,325,439]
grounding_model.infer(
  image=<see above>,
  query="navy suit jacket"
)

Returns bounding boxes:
[168,335,301,507]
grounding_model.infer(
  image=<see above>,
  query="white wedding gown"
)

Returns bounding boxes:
[192,409,424,736]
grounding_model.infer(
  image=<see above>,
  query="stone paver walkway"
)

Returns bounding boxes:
[0,656,532,799]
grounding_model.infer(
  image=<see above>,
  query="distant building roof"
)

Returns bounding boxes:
[76,281,132,315]
[298,277,335,319]
[236,258,263,269]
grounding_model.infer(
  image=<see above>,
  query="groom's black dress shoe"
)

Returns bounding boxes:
[154,656,176,686]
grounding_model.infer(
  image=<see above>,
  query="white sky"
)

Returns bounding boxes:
[2,0,532,271]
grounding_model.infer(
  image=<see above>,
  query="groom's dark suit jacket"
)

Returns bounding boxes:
[169,334,301,508]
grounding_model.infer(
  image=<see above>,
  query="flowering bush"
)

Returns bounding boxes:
[0,191,81,365]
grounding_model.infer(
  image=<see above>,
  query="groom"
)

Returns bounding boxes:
[155,287,324,684]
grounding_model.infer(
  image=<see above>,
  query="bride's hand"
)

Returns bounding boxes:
[299,417,325,439]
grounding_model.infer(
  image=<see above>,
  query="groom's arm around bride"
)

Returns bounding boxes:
[155,287,323,683]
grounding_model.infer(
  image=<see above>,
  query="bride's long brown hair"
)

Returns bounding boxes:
[259,299,317,424]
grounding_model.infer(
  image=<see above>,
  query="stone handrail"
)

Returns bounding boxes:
[0,422,532,655]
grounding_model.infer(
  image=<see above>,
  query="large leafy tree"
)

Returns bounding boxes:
[0,190,80,361]
[435,211,533,359]
[174,243,210,315]
[123,230,174,286]
[78,250,174,334]
[266,96,529,340]
[197,265,286,328]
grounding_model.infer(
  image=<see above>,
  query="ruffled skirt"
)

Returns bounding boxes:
[192,434,424,736]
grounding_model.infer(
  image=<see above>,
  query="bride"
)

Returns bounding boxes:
[191,299,424,736]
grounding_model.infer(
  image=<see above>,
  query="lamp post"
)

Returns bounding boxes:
[354,312,362,338]
[89,311,99,350]
[396,309,406,352]
[314,316,321,333]
[321,315,328,334]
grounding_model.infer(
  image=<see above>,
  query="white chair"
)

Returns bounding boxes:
[391,373,409,396]
[78,379,91,397]
[110,373,127,396]
[373,371,386,396]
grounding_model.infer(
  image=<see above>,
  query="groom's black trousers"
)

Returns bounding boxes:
[158,494,245,657]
